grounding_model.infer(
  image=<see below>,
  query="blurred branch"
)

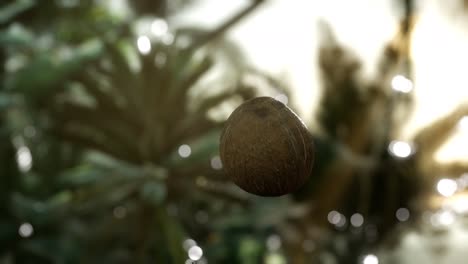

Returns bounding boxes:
[190,0,265,49]
[197,183,250,206]
[435,161,468,177]
[56,128,141,164]
[414,103,468,168]
[402,0,414,34]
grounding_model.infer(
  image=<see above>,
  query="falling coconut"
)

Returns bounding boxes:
[220,96,314,196]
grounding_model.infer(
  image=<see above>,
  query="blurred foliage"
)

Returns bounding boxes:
[283,18,420,263]
[0,0,285,263]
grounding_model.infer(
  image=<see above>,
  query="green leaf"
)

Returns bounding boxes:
[59,165,104,186]
[239,236,262,264]
[213,213,251,229]
[0,93,17,110]
[165,129,220,167]
[155,206,186,264]
[0,0,35,24]
[45,191,73,209]
[9,193,49,225]
[6,39,103,100]
[140,182,166,206]
[0,23,34,47]
[9,192,71,226]
[20,237,79,264]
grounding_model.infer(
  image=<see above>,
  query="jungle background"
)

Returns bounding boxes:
[1,0,468,263]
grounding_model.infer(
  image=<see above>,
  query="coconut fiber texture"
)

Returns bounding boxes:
[220,97,314,196]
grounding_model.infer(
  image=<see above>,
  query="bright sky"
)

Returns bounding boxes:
[176,0,468,163]
[175,0,397,120]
